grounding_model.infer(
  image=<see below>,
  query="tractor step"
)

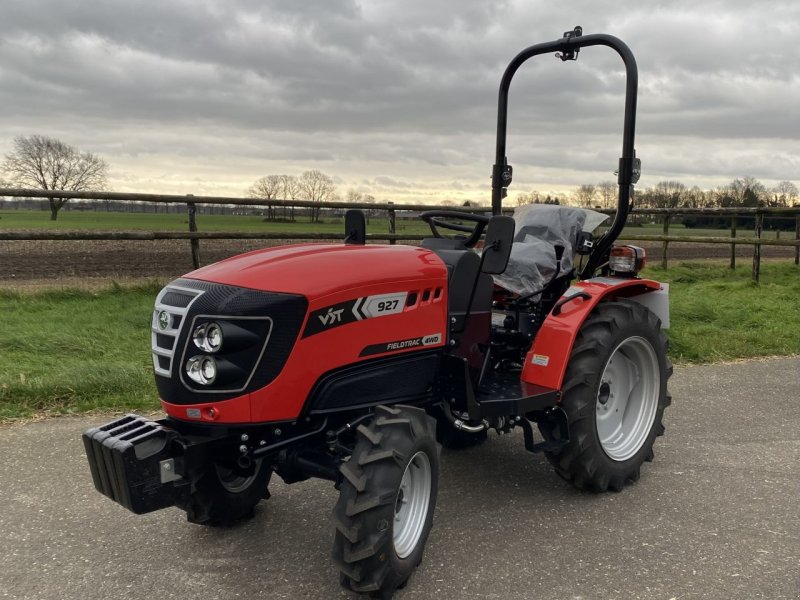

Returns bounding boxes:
[476,371,559,418]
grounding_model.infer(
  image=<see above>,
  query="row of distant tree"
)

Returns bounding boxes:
[525,178,799,211]
[2,134,798,224]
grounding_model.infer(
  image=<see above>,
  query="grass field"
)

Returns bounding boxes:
[1,261,798,421]
[0,209,788,239]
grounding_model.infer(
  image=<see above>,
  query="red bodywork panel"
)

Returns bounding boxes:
[521,278,662,391]
[186,243,444,298]
[161,244,449,424]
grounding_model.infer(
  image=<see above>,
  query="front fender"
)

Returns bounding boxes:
[521,277,668,390]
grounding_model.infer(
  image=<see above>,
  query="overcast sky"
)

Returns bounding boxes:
[1,0,798,204]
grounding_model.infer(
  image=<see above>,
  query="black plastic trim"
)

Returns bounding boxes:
[304,350,441,414]
[154,278,308,405]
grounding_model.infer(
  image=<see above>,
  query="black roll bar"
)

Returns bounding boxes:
[491,27,640,278]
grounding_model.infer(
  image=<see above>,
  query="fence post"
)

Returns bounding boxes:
[661,215,669,269]
[730,215,737,269]
[795,214,799,266]
[752,211,762,283]
[388,201,396,245]
[187,195,201,269]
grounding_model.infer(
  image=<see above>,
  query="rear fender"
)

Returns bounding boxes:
[521,277,667,391]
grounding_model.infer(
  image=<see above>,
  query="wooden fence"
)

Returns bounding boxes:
[1,188,799,282]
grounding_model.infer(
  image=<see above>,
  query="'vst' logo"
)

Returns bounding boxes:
[318,307,344,326]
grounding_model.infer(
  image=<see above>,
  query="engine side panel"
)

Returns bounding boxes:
[521,278,665,391]
[249,277,448,422]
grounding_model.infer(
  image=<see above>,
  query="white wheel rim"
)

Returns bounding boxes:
[595,336,660,462]
[393,451,432,559]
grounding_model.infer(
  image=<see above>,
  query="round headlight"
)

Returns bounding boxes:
[193,322,224,353]
[206,323,223,352]
[201,357,217,382]
[186,355,217,385]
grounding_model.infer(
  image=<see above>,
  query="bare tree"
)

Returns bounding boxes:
[346,189,364,203]
[684,186,711,208]
[727,176,766,207]
[248,174,282,220]
[280,174,299,198]
[771,180,798,207]
[651,180,686,209]
[279,174,300,220]
[248,174,281,199]
[574,184,597,208]
[299,169,336,223]
[516,190,541,206]
[597,181,616,209]
[346,189,377,222]
[3,135,108,220]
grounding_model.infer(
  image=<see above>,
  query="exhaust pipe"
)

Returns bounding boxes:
[443,403,488,433]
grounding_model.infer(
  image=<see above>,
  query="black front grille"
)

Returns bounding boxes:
[153,278,308,405]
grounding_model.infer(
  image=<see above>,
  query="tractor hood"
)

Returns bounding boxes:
[185,243,447,300]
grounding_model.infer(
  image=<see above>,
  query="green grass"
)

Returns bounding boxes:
[1,261,798,421]
[0,282,165,421]
[0,209,432,235]
[642,260,800,362]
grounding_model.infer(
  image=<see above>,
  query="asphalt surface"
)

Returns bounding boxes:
[1,357,798,600]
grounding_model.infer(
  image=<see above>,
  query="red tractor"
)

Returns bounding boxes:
[83,28,671,598]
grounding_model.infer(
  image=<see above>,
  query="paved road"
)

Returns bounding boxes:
[1,358,798,600]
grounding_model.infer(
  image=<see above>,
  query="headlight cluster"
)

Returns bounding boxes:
[183,319,264,388]
[186,321,223,386]
[186,355,218,385]
[193,322,223,353]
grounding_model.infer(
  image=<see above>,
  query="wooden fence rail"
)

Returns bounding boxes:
[1,187,799,282]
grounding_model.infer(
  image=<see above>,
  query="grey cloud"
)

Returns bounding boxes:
[0,0,798,201]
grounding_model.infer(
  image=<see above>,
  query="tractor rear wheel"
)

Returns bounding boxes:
[543,298,672,492]
[180,459,272,526]
[333,405,440,598]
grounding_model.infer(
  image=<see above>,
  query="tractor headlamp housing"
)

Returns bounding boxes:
[193,322,224,353]
[186,355,218,385]
[609,245,646,275]
[181,316,273,393]
[152,278,308,404]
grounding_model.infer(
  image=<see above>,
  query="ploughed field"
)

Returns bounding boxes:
[0,238,794,283]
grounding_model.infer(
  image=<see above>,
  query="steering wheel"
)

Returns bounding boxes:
[420,210,491,248]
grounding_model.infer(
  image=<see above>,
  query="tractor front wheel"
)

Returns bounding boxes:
[180,458,272,526]
[333,405,440,598]
[544,298,672,492]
